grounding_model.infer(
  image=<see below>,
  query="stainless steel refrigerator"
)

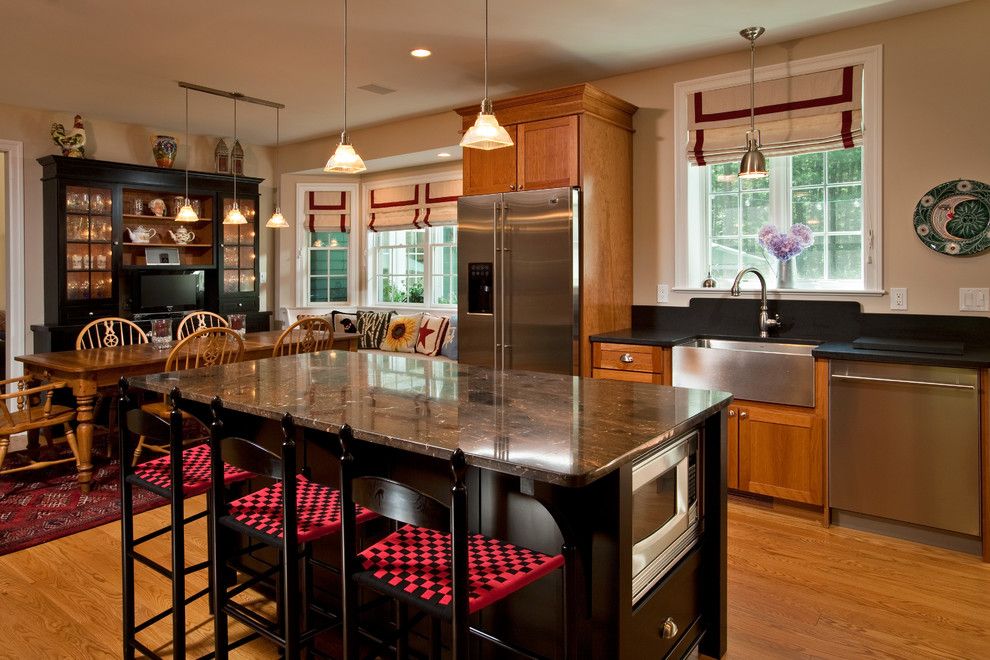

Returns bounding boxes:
[457,187,580,375]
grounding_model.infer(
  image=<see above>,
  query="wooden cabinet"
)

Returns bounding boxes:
[461,125,517,195]
[591,342,671,385]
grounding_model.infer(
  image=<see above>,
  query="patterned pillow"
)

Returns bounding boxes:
[380,314,423,353]
[415,314,450,356]
[330,310,359,335]
[356,310,393,349]
[440,315,458,360]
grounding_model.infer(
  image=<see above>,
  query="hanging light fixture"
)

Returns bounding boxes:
[460,0,513,150]
[739,26,768,180]
[266,106,289,228]
[175,88,200,222]
[224,96,247,224]
[325,0,367,173]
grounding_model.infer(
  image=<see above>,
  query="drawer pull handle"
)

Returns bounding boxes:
[619,353,634,364]
[660,617,678,639]
[739,411,749,420]
[728,409,736,417]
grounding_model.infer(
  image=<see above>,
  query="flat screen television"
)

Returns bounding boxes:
[133,271,205,313]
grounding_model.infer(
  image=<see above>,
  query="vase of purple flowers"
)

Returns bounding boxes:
[757,223,815,289]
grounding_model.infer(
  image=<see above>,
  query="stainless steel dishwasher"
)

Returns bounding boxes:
[829,360,980,538]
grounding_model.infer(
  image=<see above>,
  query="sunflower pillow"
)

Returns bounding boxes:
[380,314,423,353]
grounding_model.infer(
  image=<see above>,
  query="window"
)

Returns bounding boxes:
[675,46,882,293]
[370,225,457,307]
[297,184,357,306]
[703,147,864,288]
[308,230,349,303]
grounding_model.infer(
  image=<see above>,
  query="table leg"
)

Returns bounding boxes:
[75,393,96,494]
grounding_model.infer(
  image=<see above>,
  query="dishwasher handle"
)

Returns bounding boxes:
[830,373,976,391]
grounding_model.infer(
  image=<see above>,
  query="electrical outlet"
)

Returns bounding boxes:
[657,283,670,304]
[890,288,908,311]
[959,287,989,311]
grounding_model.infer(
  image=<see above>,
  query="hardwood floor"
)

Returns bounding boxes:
[0,498,986,659]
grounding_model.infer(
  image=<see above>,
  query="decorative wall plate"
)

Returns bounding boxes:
[913,179,990,256]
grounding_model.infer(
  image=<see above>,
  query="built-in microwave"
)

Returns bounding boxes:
[631,430,702,605]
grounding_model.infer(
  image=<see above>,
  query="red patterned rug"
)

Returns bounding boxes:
[0,442,165,556]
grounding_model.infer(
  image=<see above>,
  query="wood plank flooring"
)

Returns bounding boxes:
[0,498,986,659]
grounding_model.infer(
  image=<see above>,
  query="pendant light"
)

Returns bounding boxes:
[460,0,513,150]
[266,107,288,228]
[324,0,366,173]
[738,26,768,180]
[175,88,200,222]
[224,96,247,224]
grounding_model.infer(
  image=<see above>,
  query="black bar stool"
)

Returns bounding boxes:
[337,424,570,660]
[118,380,255,660]
[208,398,376,658]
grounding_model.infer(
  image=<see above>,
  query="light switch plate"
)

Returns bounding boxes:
[657,283,670,304]
[959,287,989,311]
[890,288,908,310]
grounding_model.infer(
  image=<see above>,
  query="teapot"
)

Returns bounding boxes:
[168,227,196,245]
[126,226,157,243]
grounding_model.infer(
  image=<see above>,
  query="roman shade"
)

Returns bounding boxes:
[368,179,461,232]
[306,190,350,233]
[687,64,863,166]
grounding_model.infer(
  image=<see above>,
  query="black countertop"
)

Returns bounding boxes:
[128,351,732,487]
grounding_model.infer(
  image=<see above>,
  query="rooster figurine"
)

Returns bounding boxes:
[51,114,86,158]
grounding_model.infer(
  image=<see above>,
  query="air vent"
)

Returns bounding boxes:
[358,84,396,95]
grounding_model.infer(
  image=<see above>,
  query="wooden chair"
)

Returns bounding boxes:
[176,310,228,339]
[131,327,245,465]
[75,317,149,349]
[0,376,79,477]
[272,316,334,357]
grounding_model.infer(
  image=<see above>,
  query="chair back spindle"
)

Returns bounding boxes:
[165,327,245,372]
[177,311,229,339]
[272,317,334,357]
[76,317,149,350]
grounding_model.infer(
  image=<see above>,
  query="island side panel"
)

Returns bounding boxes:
[699,406,729,659]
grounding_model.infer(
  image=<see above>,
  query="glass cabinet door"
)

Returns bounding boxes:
[222,198,257,293]
[65,185,113,301]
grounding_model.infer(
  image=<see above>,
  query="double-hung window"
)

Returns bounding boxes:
[677,46,882,293]
[366,178,461,308]
[299,185,356,305]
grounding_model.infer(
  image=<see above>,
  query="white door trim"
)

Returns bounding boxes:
[0,139,24,383]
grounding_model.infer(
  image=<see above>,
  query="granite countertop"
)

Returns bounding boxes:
[589,329,698,347]
[129,351,731,487]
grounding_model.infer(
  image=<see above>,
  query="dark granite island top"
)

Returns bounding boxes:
[129,350,732,488]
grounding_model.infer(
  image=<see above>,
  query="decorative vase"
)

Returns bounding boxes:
[777,258,795,289]
[152,135,177,168]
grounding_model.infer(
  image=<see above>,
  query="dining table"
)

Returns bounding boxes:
[16,330,359,492]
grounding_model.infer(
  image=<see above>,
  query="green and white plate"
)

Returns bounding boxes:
[913,179,990,256]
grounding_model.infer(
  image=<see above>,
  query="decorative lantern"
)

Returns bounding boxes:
[231,140,245,176]
[215,138,230,174]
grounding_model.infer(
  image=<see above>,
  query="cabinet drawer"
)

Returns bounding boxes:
[626,548,702,659]
[594,343,661,373]
[593,368,662,384]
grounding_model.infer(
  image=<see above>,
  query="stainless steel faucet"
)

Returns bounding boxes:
[730,268,781,338]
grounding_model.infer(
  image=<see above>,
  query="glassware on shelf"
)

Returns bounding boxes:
[131,198,144,216]
[191,199,202,216]
[227,313,246,337]
[91,192,106,214]
[151,319,173,350]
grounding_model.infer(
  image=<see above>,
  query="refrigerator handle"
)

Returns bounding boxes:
[493,199,501,370]
[498,198,508,370]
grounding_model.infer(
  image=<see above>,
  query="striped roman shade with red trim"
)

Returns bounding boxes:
[306,190,350,233]
[687,64,863,166]
[368,179,462,232]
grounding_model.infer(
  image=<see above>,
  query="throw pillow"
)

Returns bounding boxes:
[440,315,458,360]
[330,310,359,335]
[356,310,393,349]
[415,314,450,356]
[381,314,423,353]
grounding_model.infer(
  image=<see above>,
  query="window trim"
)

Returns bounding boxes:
[673,45,883,294]
[294,182,360,307]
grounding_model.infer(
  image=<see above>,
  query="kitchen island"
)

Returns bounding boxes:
[129,350,732,659]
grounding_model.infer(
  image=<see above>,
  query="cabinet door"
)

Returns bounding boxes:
[516,115,579,191]
[462,124,518,195]
[737,404,823,505]
[727,407,739,490]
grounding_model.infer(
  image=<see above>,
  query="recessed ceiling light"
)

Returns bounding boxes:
[410,48,432,58]
[437,152,452,158]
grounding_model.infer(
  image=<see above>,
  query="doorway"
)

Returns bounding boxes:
[0,139,24,386]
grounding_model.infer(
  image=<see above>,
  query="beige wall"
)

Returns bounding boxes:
[0,151,6,310]
[0,102,275,352]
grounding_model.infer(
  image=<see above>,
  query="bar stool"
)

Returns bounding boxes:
[118,380,255,660]
[337,424,569,660]
[208,398,376,658]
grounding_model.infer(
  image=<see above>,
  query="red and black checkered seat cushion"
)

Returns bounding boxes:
[355,524,564,620]
[220,475,376,546]
[128,443,253,498]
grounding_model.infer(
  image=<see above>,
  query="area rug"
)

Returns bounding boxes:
[0,445,165,556]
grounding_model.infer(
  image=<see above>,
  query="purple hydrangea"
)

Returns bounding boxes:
[757,224,778,244]
[790,223,815,248]
[757,222,814,261]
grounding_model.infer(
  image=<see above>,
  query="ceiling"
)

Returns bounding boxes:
[0,0,963,146]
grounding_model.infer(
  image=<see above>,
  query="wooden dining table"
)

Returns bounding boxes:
[16,330,359,492]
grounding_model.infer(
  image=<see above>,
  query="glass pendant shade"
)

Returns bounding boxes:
[175,199,200,222]
[738,130,768,179]
[324,133,366,173]
[460,99,513,150]
[266,207,289,228]
[224,204,247,225]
